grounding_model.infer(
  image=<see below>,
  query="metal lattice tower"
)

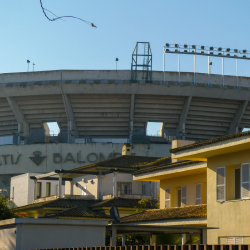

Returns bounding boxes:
[131,42,152,82]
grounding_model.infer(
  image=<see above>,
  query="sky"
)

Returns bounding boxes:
[1,0,250,135]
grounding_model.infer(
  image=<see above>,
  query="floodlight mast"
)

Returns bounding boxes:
[163,43,249,86]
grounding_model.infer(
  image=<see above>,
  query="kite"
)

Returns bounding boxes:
[40,0,97,28]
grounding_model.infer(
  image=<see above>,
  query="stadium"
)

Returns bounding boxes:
[0,42,250,194]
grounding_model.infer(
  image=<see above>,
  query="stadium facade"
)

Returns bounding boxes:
[0,69,249,194]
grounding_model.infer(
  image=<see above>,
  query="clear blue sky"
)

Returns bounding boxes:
[1,0,250,135]
[1,0,250,76]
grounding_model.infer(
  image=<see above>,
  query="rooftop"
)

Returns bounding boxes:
[170,130,250,154]
[120,205,207,223]
[72,155,161,171]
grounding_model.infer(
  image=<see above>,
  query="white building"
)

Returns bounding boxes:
[11,173,65,207]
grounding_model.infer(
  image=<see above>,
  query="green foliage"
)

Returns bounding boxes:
[0,196,15,220]
[0,196,27,220]
[156,234,182,245]
[135,199,148,213]
[185,236,200,245]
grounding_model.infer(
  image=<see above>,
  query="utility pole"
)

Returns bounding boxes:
[27,60,30,72]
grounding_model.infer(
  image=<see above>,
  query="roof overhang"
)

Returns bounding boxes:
[172,136,250,161]
[133,162,207,182]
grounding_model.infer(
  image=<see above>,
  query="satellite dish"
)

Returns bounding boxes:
[110,206,120,223]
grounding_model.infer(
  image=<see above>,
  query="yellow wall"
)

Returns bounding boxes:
[160,173,207,209]
[207,149,250,244]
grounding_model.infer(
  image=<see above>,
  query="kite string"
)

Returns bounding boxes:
[39,0,96,27]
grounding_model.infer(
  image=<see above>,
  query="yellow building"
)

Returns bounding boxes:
[130,131,250,245]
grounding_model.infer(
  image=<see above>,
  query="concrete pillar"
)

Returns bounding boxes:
[33,180,37,200]
[122,234,126,246]
[58,173,63,198]
[182,234,187,245]
[69,181,74,195]
[150,235,156,245]
[113,172,117,197]
[110,226,117,246]
[201,229,207,244]
[97,175,104,200]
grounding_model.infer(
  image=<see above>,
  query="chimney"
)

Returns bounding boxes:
[171,140,195,163]
[122,143,132,156]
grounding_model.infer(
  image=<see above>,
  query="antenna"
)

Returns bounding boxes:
[27,60,30,72]
[33,63,35,72]
[109,206,120,223]
[115,58,119,70]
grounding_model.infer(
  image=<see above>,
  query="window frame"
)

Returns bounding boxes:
[181,185,187,207]
[46,182,51,197]
[36,182,42,199]
[241,162,250,199]
[216,166,226,202]
[234,168,241,200]
[195,183,202,205]
[226,237,243,245]
[165,188,171,208]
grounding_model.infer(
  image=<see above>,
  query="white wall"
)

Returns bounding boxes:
[65,172,159,199]
[0,218,107,250]
[11,173,65,207]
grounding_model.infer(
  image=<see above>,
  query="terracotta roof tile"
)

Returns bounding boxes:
[120,205,207,223]
[133,160,202,175]
[170,131,250,153]
[90,197,158,209]
[72,155,160,171]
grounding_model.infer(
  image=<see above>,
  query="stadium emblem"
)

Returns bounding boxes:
[29,151,46,166]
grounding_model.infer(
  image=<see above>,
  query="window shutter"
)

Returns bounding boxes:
[241,163,249,199]
[196,183,202,205]
[165,188,171,208]
[227,238,235,244]
[235,238,243,245]
[216,167,225,201]
[181,186,187,206]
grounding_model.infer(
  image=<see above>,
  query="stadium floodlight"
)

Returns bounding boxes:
[218,47,222,51]
[209,52,214,55]
[183,44,188,48]
[174,44,179,48]
[192,45,196,49]
[234,54,238,57]
[175,49,178,52]
[242,50,247,53]
[165,43,170,47]
[226,48,230,52]
[165,49,170,52]
[234,49,238,53]
[218,53,222,56]
[226,53,230,56]
[184,50,188,52]
[201,51,204,53]
[209,47,214,50]
[201,46,205,50]
[243,55,247,58]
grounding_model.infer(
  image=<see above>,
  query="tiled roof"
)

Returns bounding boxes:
[133,160,202,175]
[72,155,160,171]
[170,131,250,153]
[120,205,207,223]
[90,197,158,209]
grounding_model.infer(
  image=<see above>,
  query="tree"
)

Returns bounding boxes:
[0,196,27,220]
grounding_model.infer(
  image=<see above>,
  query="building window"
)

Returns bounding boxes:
[36,182,41,199]
[46,183,51,197]
[227,237,243,244]
[234,168,241,200]
[196,183,202,205]
[216,167,225,201]
[142,184,146,195]
[117,182,132,195]
[241,163,249,199]
[165,188,171,208]
[181,185,187,206]
[177,189,181,207]
[12,187,14,199]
